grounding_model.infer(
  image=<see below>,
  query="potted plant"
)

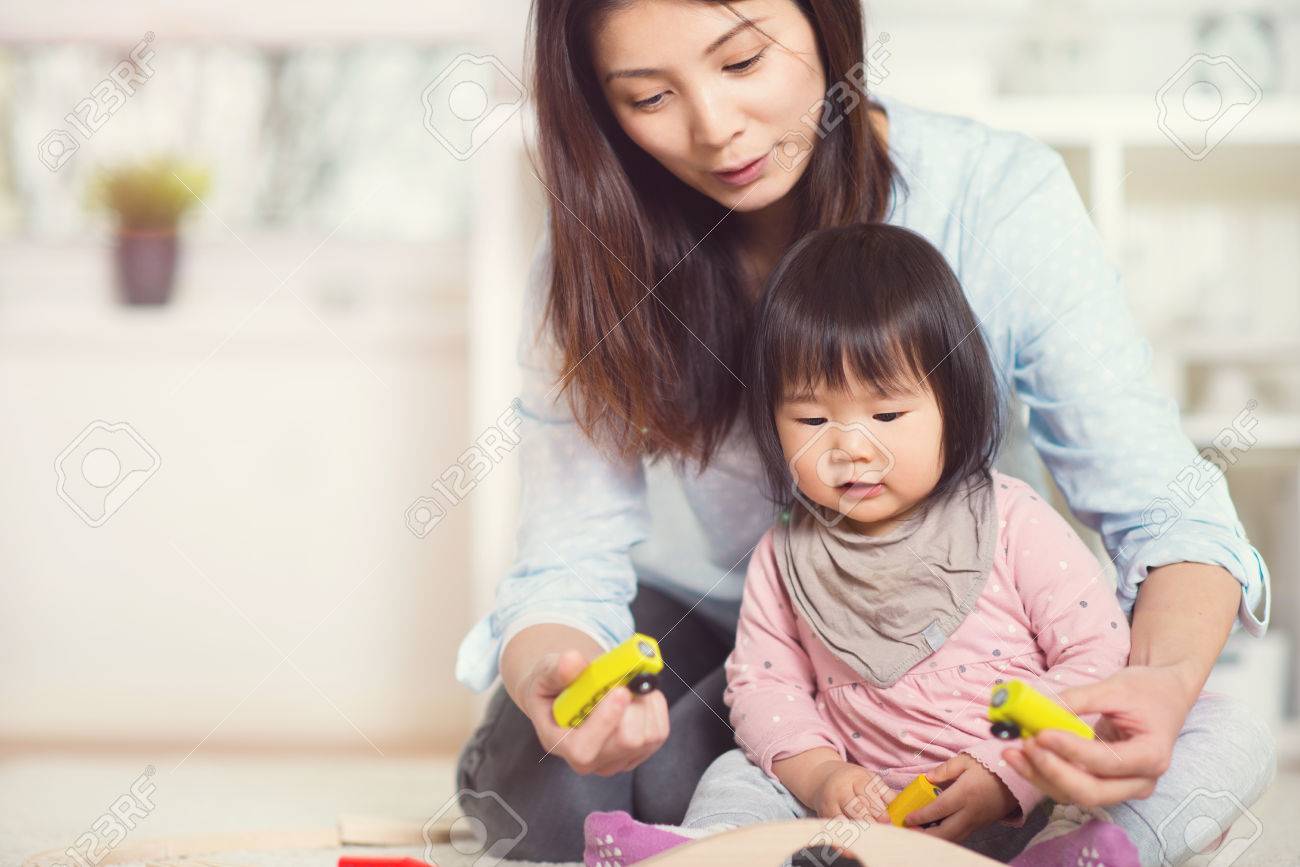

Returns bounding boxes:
[90,157,210,305]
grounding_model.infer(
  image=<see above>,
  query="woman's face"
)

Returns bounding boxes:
[590,0,826,214]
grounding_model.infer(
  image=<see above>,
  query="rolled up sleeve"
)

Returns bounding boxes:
[455,225,649,692]
[963,136,1270,636]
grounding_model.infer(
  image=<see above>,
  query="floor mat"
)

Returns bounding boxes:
[3,750,1295,866]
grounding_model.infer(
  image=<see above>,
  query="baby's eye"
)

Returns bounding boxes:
[797,417,827,426]
[873,412,903,422]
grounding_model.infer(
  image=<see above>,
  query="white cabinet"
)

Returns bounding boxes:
[0,237,479,751]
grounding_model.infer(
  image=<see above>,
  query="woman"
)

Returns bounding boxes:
[453,0,1274,862]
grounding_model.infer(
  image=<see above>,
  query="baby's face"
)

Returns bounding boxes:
[777,368,944,534]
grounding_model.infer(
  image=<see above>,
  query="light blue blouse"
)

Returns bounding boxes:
[455,92,1270,693]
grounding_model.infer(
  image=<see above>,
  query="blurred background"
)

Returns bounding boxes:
[1,0,1298,863]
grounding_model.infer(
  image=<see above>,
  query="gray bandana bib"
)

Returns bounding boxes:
[774,474,997,688]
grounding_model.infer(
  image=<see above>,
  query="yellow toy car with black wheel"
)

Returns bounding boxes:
[988,679,1094,741]
[552,632,664,728]
[886,773,942,827]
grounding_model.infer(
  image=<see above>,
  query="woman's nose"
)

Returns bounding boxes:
[690,89,744,151]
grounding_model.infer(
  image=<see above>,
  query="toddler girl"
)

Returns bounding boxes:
[583,224,1138,866]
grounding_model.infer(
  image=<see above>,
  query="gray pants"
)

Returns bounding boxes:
[456,583,737,862]
[681,693,1276,866]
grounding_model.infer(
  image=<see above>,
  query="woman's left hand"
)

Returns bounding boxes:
[1002,665,1194,807]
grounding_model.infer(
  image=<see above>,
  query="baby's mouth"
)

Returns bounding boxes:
[839,479,886,495]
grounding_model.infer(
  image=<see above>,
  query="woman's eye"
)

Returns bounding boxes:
[632,48,765,111]
[873,412,903,422]
[797,417,827,426]
[724,48,767,73]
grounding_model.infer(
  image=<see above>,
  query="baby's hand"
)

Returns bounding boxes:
[810,761,893,822]
[903,754,1016,842]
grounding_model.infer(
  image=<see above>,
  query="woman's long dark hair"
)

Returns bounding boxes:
[746,223,1004,510]
[527,0,900,467]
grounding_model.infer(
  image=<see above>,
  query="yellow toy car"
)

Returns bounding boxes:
[886,773,942,827]
[988,679,1094,741]
[551,632,664,728]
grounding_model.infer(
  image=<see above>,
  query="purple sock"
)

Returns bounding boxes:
[583,810,696,867]
[1012,819,1139,867]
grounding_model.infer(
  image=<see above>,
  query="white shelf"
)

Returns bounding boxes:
[0,237,467,357]
[964,95,1300,147]
[1274,720,1300,764]
[1170,337,1300,365]
[0,0,523,43]
[1184,414,1300,451]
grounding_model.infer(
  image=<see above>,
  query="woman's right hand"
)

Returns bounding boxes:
[517,648,670,776]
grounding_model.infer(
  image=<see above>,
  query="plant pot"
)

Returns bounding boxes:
[114,228,179,305]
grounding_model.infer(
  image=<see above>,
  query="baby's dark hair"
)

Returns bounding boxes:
[745,222,1003,510]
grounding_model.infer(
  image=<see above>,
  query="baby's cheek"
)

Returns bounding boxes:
[883,440,933,487]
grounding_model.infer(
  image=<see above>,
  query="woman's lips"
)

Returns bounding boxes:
[712,152,768,186]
